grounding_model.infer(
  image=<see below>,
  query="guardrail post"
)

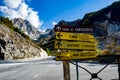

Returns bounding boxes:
[76,60,79,80]
[117,57,120,80]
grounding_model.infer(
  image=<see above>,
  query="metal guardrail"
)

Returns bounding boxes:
[70,61,112,80]
[69,55,120,80]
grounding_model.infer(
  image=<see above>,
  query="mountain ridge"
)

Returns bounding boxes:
[0,17,47,60]
[12,18,41,40]
[44,1,120,55]
[1,1,120,57]
[12,18,54,44]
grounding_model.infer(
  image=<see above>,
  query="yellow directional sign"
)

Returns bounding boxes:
[55,32,94,42]
[56,51,96,61]
[46,48,70,56]
[55,40,95,50]
[57,50,96,56]
[46,48,71,56]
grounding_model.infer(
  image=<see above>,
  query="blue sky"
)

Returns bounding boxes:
[0,0,118,31]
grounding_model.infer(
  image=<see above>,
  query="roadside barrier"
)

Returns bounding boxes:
[70,55,119,80]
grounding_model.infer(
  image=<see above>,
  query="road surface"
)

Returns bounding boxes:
[0,57,118,80]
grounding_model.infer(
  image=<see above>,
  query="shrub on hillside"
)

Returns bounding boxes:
[0,16,30,40]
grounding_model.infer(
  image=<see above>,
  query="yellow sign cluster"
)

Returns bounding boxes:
[51,26,96,61]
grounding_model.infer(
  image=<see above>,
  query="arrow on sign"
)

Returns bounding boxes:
[57,33,62,39]
[55,40,95,50]
[56,42,62,48]
[56,26,61,31]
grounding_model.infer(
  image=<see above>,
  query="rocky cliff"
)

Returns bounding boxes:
[80,1,120,55]
[12,18,55,45]
[0,19,47,60]
[12,18,41,40]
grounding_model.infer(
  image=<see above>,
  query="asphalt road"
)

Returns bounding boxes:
[0,57,118,80]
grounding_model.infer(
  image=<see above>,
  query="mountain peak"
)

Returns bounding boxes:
[12,18,41,40]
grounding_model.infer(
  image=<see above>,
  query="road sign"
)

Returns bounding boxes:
[46,48,71,56]
[57,50,96,56]
[54,25,93,33]
[55,40,95,50]
[55,32,94,42]
[56,51,96,60]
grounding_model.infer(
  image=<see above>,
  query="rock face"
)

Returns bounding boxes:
[12,18,41,40]
[0,24,47,60]
[87,1,120,53]
[12,18,55,45]
[36,29,55,45]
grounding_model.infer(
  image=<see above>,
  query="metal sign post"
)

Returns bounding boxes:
[63,61,71,80]
[76,60,79,80]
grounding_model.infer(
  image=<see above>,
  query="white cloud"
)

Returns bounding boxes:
[52,21,57,26]
[3,0,22,9]
[0,6,9,15]
[0,0,43,29]
[27,8,43,28]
